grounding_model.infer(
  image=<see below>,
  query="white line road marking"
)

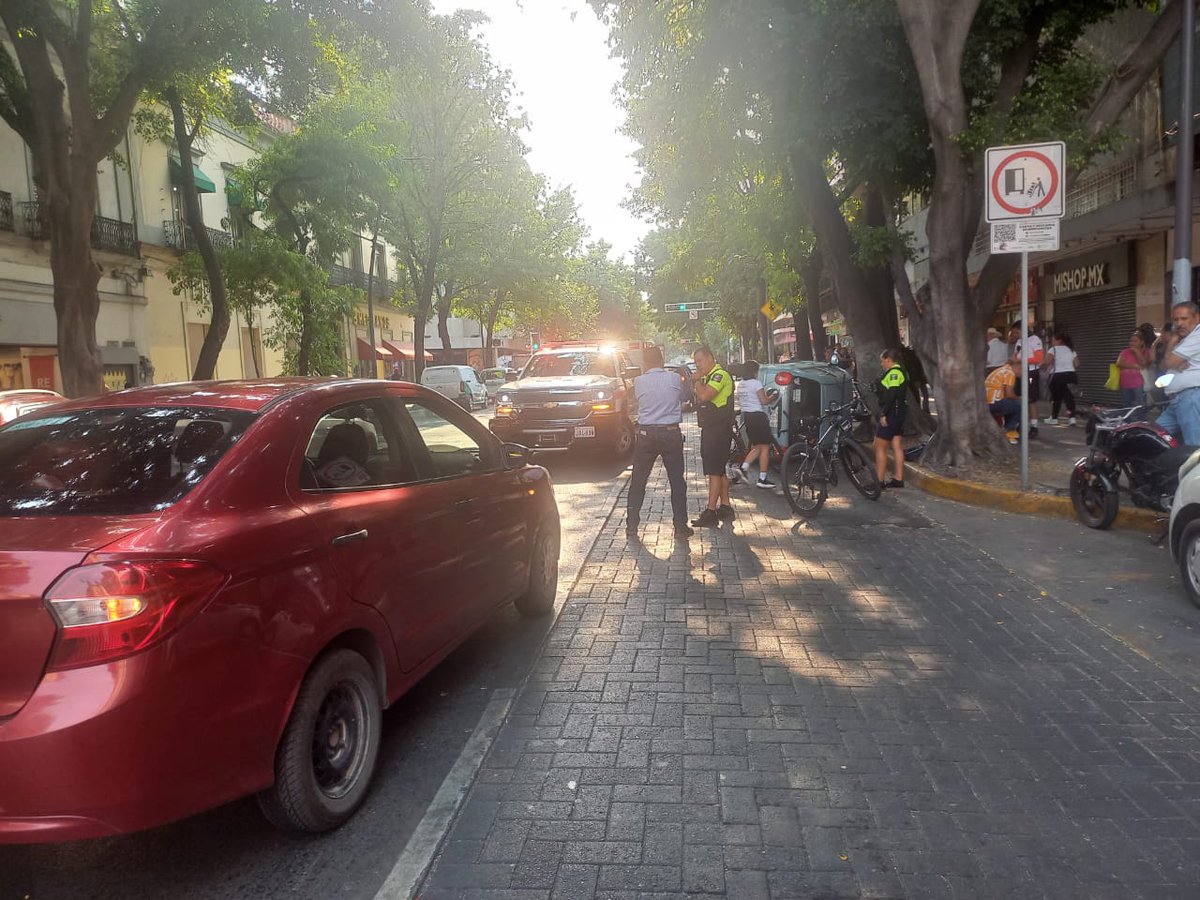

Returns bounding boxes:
[374,688,516,900]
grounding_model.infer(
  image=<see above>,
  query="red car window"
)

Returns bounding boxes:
[301,399,416,490]
[395,399,498,480]
[0,407,254,515]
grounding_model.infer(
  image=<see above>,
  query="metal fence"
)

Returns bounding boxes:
[1067,157,1138,218]
[21,201,138,255]
[0,191,11,232]
[162,220,236,253]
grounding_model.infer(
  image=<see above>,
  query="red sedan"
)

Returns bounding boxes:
[0,379,559,842]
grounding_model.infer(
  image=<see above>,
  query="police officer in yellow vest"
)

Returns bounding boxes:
[691,346,736,527]
[874,348,908,489]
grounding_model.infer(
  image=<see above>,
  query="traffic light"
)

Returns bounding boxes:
[530,332,540,352]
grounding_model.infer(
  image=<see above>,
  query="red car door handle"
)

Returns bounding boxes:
[332,529,369,546]
[454,498,476,508]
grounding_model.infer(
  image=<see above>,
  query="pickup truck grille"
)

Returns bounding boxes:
[516,390,587,405]
[519,402,589,422]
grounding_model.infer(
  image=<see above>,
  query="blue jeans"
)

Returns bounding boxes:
[989,398,1020,431]
[1156,387,1200,445]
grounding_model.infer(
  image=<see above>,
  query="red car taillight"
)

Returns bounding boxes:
[44,561,226,671]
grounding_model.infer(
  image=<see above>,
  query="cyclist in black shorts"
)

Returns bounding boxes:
[731,360,778,488]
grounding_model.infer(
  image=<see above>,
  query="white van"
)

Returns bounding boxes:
[420,365,489,410]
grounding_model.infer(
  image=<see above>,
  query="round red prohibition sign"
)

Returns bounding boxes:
[990,149,1059,215]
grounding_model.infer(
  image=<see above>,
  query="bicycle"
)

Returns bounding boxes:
[728,388,784,478]
[781,401,882,517]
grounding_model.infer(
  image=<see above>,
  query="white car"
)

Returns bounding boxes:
[1167,450,1200,606]
[420,365,489,410]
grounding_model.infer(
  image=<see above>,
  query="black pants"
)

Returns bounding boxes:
[627,425,688,528]
[1049,372,1077,418]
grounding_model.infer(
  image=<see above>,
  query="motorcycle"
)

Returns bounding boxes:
[1070,397,1198,529]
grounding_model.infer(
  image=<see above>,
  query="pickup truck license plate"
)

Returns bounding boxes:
[574,426,596,438]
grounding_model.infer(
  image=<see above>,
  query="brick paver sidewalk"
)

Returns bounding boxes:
[420,431,1200,899]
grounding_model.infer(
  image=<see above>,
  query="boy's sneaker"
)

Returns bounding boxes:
[884,478,905,489]
[756,476,775,489]
[674,525,694,539]
[1006,430,1019,445]
[1067,417,1077,426]
[691,508,719,528]
[727,465,745,484]
[716,504,736,521]
[1045,417,1058,425]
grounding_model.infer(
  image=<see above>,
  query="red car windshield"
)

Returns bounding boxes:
[0,406,255,516]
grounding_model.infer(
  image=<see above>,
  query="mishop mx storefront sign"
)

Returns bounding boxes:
[1045,244,1132,299]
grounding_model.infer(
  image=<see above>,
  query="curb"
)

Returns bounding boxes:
[905,463,1163,532]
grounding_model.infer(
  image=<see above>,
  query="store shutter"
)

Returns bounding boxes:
[1053,287,1137,407]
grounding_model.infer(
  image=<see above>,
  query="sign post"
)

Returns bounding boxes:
[986,141,1066,490]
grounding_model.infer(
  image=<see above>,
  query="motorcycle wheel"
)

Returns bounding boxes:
[1178,522,1200,609]
[782,443,828,518]
[1069,466,1119,529]
[839,441,881,501]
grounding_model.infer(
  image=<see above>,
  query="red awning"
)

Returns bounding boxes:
[382,339,433,362]
[356,338,394,361]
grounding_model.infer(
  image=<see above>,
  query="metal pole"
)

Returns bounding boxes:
[1020,251,1029,490]
[1174,0,1196,304]
[365,235,379,378]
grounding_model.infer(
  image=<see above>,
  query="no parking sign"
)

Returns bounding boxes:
[985,141,1066,222]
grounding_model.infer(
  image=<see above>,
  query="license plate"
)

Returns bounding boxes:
[574,426,596,438]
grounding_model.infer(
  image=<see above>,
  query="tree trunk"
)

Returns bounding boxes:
[297,288,315,376]
[790,152,897,383]
[485,289,505,366]
[245,310,261,377]
[898,0,1005,468]
[47,184,104,397]
[167,90,230,381]
[437,291,453,354]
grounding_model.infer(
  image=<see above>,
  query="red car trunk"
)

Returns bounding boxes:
[0,517,152,717]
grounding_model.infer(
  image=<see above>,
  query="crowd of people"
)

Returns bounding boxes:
[983,301,1200,446]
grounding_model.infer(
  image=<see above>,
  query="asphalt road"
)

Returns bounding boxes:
[0,447,630,900]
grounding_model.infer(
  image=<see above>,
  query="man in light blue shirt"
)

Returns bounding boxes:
[626,346,692,540]
[1158,301,1200,444]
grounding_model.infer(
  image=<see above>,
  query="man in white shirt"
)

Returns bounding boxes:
[1157,301,1200,444]
[1012,324,1044,437]
[985,328,1008,375]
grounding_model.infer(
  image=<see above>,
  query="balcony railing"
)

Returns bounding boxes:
[328,264,398,295]
[20,201,138,255]
[0,191,11,232]
[163,220,236,253]
[1067,157,1138,219]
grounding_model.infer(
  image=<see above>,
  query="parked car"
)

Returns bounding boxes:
[1167,449,1200,606]
[489,343,640,455]
[0,379,559,842]
[0,389,65,425]
[481,367,511,394]
[420,364,488,410]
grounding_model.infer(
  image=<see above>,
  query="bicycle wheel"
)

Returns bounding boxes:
[839,440,881,500]
[782,443,828,517]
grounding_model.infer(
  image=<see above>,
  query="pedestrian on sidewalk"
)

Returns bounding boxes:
[626,346,693,540]
[1116,327,1155,413]
[1156,301,1200,445]
[874,348,907,489]
[1046,331,1078,426]
[1012,322,1045,437]
[985,359,1021,444]
[731,360,777,489]
[690,346,737,527]
[985,327,1008,376]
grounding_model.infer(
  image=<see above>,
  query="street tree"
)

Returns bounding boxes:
[896,0,1187,465]
[383,12,527,379]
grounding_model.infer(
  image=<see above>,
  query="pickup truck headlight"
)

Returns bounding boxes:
[497,392,512,404]
[594,391,607,401]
